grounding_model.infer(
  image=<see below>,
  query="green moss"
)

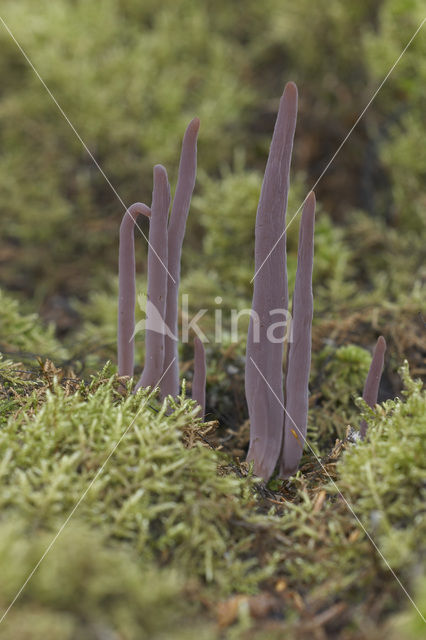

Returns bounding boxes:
[309,344,372,445]
[257,367,426,633]
[0,355,33,427]
[339,363,426,571]
[343,212,426,307]
[0,289,67,361]
[388,575,426,639]
[0,297,425,637]
[0,0,253,299]
[0,519,214,640]
[0,374,272,593]
[363,0,426,231]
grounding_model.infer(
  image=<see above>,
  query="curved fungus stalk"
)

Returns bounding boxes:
[118,119,202,405]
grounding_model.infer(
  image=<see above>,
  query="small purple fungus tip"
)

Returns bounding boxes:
[192,336,206,419]
[118,202,151,378]
[360,335,386,439]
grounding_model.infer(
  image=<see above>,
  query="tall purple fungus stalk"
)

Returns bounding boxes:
[118,202,151,377]
[135,165,171,391]
[281,192,315,478]
[245,82,299,480]
[360,335,386,439]
[160,118,200,399]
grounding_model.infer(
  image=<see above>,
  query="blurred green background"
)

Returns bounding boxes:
[0,0,424,381]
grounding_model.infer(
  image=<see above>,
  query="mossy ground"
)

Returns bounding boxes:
[0,294,425,639]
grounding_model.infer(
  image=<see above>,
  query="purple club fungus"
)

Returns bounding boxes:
[118,202,151,377]
[360,335,386,439]
[192,336,206,419]
[281,192,315,478]
[160,117,200,400]
[245,81,298,480]
[135,165,171,391]
[118,119,202,404]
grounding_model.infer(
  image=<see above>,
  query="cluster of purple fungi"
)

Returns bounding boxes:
[117,82,386,481]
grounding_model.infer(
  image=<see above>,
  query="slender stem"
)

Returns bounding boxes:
[280,192,315,478]
[160,118,200,399]
[118,202,150,377]
[135,166,170,391]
